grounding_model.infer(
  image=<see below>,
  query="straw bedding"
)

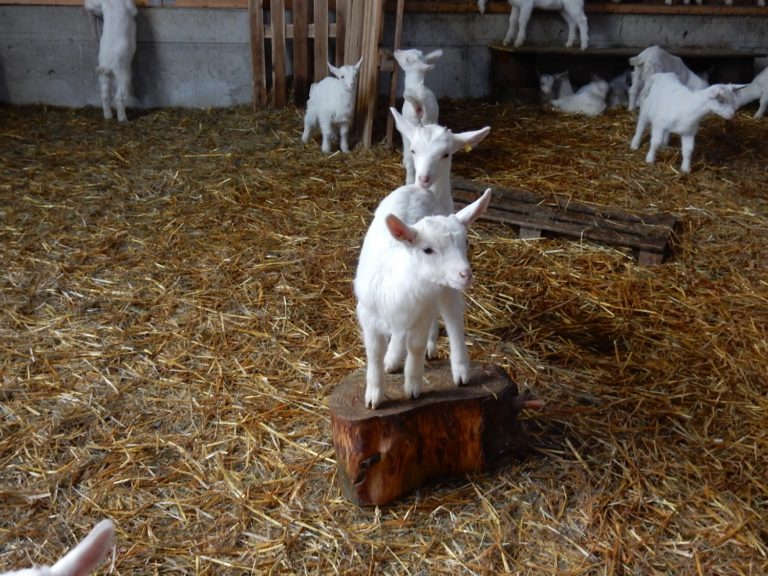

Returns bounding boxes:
[0,101,765,574]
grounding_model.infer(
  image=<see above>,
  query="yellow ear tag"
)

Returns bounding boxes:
[464,143,473,153]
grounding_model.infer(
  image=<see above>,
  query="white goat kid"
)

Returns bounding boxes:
[355,186,492,409]
[735,66,768,118]
[302,58,363,154]
[1,519,114,576]
[538,71,574,104]
[628,45,708,111]
[478,0,589,50]
[85,0,137,122]
[394,48,444,184]
[630,72,739,173]
[551,76,609,116]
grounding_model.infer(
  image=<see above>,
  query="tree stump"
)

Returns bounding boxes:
[330,361,539,506]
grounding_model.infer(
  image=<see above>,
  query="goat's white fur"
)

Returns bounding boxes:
[302,58,363,154]
[1,519,115,576]
[630,72,739,173]
[354,185,492,409]
[538,71,574,104]
[85,0,137,122]
[388,108,490,368]
[735,66,768,118]
[628,45,708,111]
[551,76,609,116]
[394,48,443,184]
[478,0,589,50]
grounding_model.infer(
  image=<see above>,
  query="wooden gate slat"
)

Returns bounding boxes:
[314,0,329,80]
[335,0,347,66]
[293,0,309,106]
[249,0,268,110]
[270,0,287,107]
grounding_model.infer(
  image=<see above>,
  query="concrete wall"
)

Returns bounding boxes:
[1,5,767,108]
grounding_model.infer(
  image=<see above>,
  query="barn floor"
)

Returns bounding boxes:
[0,101,766,574]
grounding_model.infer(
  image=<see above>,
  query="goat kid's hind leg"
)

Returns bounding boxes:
[319,116,334,154]
[301,110,316,144]
[630,113,648,151]
[562,12,578,48]
[98,71,113,120]
[645,126,665,165]
[755,93,768,118]
[512,5,531,47]
[362,324,388,409]
[440,289,471,386]
[384,332,406,373]
[339,121,351,153]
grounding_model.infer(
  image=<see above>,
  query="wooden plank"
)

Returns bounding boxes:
[293,0,310,106]
[248,0,268,110]
[384,0,404,148]
[452,178,677,261]
[270,0,287,107]
[335,0,347,66]
[313,0,329,82]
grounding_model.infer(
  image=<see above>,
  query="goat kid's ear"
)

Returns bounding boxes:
[50,519,115,576]
[455,189,491,227]
[354,57,364,70]
[385,214,417,244]
[424,49,444,63]
[451,126,491,154]
[390,107,417,141]
[328,62,341,78]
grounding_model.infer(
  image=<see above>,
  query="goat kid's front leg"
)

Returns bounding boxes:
[339,121,351,153]
[98,72,113,120]
[403,323,430,400]
[115,70,131,122]
[319,116,333,154]
[362,325,388,409]
[679,133,695,173]
[503,6,521,46]
[440,288,471,386]
[513,5,531,47]
[755,93,768,118]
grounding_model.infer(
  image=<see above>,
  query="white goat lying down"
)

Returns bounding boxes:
[630,72,739,173]
[394,48,444,184]
[735,66,768,118]
[628,45,708,111]
[550,76,609,116]
[302,58,363,154]
[1,519,114,576]
[354,185,492,409]
[85,0,137,122]
[477,0,589,50]
[538,71,574,104]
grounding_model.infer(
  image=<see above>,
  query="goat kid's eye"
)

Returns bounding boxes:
[423,247,434,255]
[442,153,450,159]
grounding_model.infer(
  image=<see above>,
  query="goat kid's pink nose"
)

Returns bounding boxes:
[418,175,431,187]
[460,269,473,282]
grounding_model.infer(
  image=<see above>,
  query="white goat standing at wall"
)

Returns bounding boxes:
[384,108,490,379]
[550,76,609,116]
[538,71,574,104]
[630,72,739,173]
[302,58,363,154]
[1,519,114,576]
[628,45,708,111]
[354,185,492,409]
[735,66,768,118]
[84,0,137,122]
[394,48,443,184]
[477,0,589,50]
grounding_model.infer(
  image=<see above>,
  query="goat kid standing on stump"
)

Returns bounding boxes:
[85,0,137,122]
[354,186,492,410]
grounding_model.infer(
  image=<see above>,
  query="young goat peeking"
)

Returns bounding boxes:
[1,519,115,576]
[354,186,492,410]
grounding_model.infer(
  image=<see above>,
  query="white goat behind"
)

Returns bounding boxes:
[630,72,739,173]
[387,108,491,371]
[354,186,492,409]
[1,519,115,576]
[85,0,137,122]
[394,48,443,184]
[539,71,574,104]
[735,66,768,118]
[477,0,589,50]
[551,76,609,116]
[302,58,363,154]
[628,45,708,111]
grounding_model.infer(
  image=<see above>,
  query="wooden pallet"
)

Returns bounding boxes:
[452,177,678,265]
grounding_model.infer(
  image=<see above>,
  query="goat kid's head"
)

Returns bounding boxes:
[384,188,491,291]
[390,108,490,190]
[707,84,739,120]
[328,57,363,92]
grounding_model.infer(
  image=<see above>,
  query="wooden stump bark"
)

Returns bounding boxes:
[330,361,537,506]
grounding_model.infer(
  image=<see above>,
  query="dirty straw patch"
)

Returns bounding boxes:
[1,103,766,575]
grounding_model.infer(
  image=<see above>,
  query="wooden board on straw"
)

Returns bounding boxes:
[452,177,678,265]
[330,362,537,506]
